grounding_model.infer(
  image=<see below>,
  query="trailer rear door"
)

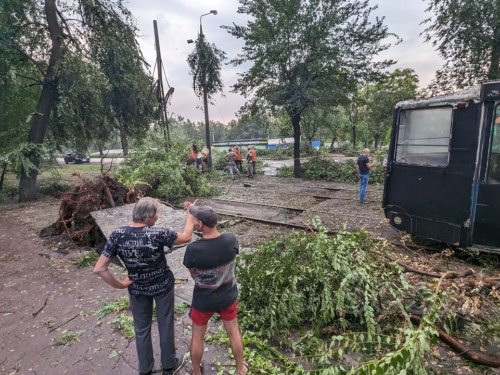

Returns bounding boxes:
[472,102,500,247]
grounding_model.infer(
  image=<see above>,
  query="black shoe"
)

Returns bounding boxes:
[139,371,152,375]
[163,355,184,375]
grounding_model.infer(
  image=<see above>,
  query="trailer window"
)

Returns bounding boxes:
[488,110,500,184]
[395,107,452,166]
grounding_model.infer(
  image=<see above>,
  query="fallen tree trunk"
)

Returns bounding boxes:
[410,314,500,368]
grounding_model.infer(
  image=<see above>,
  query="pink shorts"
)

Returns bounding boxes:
[189,300,238,326]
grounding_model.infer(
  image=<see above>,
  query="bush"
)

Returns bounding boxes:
[276,156,386,184]
[114,142,220,202]
[257,143,319,160]
[236,221,441,373]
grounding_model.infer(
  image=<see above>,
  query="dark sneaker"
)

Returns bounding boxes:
[139,371,152,375]
[163,355,184,375]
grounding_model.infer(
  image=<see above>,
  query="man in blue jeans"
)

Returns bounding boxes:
[357,148,377,203]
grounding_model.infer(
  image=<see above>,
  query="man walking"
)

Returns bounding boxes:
[183,206,248,375]
[357,148,377,203]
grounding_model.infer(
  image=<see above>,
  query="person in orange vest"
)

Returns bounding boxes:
[188,147,195,159]
[245,146,254,178]
[250,146,257,177]
[234,146,242,172]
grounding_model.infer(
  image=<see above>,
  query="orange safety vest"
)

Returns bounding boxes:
[251,149,257,162]
[234,149,242,161]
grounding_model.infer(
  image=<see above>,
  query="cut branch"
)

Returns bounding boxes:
[48,313,80,332]
[410,314,500,368]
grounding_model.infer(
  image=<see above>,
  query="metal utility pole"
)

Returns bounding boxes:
[153,20,172,149]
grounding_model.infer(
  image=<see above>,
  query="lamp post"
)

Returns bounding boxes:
[188,10,217,169]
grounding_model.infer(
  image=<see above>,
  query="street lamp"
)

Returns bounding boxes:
[188,9,217,169]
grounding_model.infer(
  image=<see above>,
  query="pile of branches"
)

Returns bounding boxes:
[53,172,138,245]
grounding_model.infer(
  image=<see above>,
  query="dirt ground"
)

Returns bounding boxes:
[0,169,499,375]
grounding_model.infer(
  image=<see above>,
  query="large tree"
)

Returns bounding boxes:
[1,0,153,202]
[187,33,226,168]
[423,0,500,93]
[224,0,397,177]
[362,68,419,148]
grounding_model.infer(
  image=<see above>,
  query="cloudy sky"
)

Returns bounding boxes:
[125,0,444,123]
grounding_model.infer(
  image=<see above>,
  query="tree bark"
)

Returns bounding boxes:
[18,0,63,202]
[410,315,500,368]
[292,113,301,178]
[0,162,7,191]
[119,128,128,156]
[488,24,500,80]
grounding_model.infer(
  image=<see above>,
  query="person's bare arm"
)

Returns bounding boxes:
[93,254,133,289]
[368,159,377,168]
[188,267,196,280]
[174,199,198,245]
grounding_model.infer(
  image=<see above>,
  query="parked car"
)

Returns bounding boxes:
[63,153,90,164]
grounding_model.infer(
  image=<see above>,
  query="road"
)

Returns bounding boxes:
[55,157,125,165]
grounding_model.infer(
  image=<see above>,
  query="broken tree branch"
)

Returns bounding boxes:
[32,296,49,317]
[49,313,80,332]
[410,314,500,368]
[365,248,476,280]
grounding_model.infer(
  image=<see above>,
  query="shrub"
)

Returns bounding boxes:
[235,220,441,373]
[114,142,220,202]
[276,157,386,184]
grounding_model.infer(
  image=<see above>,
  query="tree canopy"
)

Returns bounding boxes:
[362,68,419,148]
[423,0,500,93]
[224,0,397,176]
[0,0,154,201]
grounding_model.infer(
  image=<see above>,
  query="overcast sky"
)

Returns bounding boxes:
[125,0,443,124]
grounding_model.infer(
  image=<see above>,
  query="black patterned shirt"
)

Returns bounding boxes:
[102,226,178,296]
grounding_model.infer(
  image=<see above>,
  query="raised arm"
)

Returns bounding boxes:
[175,199,198,245]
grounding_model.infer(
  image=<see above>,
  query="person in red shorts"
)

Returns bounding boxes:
[183,206,248,375]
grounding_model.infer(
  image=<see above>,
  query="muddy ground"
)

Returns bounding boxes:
[0,169,499,375]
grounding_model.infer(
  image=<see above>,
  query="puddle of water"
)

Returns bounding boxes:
[261,159,295,175]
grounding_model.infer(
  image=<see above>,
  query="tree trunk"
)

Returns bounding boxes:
[292,113,301,178]
[119,129,128,156]
[352,125,356,148]
[329,136,337,151]
[0,163,7,191]
[488,24,500,79]
[99,147,104,157]
[374,134,380,149]
[18,0,63,202]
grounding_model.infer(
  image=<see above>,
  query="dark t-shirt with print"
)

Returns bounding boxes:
[183,233,239,312]
[102,226,178,296]
[357,154,370,175]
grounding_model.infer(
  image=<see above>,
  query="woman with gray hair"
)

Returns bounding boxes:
[94,197,196,375]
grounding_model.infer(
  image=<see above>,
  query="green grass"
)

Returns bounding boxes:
[1,163,114,198]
